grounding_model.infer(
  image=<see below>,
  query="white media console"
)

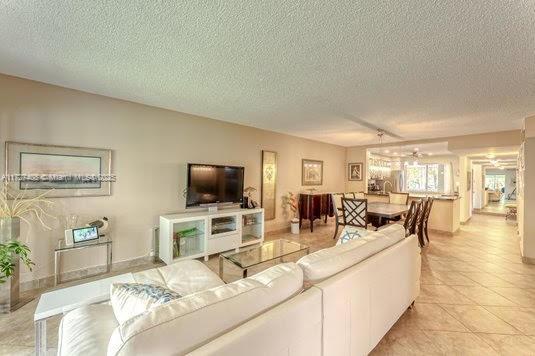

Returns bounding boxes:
[159,208,264,264]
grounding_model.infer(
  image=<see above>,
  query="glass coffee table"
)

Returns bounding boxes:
[219,239,309,279]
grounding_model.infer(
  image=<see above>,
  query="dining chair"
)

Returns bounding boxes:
[403,200,420,237]
[414,200,428,247]
[331,193,345,239]
[423,197,434,243]
[388,192,409,205]
[345,192,356,199]
[337,198,373,243]
[351,192,366,199]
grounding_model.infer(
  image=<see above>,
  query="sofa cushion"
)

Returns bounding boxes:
[297,224,406,283]
[108,262,303,356]
[110,283,182,324]
[58,304,117,356]
[132,259,224,295]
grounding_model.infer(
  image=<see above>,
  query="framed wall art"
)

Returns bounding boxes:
[302,159,323,186]
[5,142,113,198]
[348,162,363,181]
[261,150,277,220]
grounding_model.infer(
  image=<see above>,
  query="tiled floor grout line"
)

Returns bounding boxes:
[480,304,528,336]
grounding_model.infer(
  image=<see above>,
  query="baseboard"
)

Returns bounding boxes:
[20,255,156,292]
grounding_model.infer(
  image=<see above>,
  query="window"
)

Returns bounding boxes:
[485,174,505,191]
[405,163,444,193]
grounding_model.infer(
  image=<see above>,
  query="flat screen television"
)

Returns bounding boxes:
[186,164,244,207]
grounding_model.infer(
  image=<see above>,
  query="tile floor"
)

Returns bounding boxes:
[476,199,516,216]
[371,214,535,355]
[1,213,533,355]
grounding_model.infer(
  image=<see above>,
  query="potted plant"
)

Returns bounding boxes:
[0,183,54,312]
[283,192,300,234]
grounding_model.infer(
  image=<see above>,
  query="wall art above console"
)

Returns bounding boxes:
[5,142,113,198]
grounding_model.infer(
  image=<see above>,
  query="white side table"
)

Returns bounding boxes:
[55,236,113,285]
[34,272,134,355]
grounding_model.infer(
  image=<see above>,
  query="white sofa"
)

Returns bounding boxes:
[57,224,420,356]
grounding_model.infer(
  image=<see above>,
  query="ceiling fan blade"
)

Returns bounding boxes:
[341,114,404,140]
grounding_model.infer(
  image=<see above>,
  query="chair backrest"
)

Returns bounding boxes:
[424,197,434,223]
[389,192,409,205]
[341,198,368,228]
[351,192,365,199]
[331,193,344,212]
[414,199,427,237]
[403,200,420,236]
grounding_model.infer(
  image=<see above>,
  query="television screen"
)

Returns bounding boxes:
[186,164,244,207]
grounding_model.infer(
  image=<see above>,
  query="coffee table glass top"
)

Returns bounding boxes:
[222,239,309,269]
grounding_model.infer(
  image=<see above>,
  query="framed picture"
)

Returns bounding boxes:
[348,162,363,181]
[261,151,277,221]
[302,159,323,186]
[5,141,113,198]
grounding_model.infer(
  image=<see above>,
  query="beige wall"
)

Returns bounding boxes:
[0,74,346,282]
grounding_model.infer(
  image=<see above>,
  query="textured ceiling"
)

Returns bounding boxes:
[1,1,534,146]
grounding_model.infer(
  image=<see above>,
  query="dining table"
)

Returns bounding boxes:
[367,202,409,227]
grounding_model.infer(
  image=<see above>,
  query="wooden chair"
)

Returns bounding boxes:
[349,192,365,199]
[337,198,373,244]
[342,198,368,228]
[403,200,420,237]
[388,192,409,205]
[385,192,409,223]
[331,193,345,239]
[414,200,427,247]
[423,198,434,243]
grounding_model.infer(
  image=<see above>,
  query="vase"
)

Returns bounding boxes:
[0,217,21,313]
[290,219,300,235]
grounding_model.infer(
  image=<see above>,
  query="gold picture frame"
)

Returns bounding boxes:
[261,151,277,220]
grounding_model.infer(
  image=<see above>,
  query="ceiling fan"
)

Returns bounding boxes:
[342,114,404,140]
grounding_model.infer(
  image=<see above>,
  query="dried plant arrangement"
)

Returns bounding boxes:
[0,183,55,230]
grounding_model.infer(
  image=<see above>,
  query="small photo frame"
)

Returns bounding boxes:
[72,226,99,244]
[348,162,363,181]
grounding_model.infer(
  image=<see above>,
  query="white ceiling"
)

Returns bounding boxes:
[1,1,534,146]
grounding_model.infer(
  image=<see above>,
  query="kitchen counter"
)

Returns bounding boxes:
[365,192,461,201]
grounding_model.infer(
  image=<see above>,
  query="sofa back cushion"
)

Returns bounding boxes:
[297,224,405,283]
[107,262,303,356]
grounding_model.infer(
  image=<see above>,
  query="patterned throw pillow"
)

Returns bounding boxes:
[110,283,181,324]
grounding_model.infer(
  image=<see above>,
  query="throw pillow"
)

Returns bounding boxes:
[110,283,181,324]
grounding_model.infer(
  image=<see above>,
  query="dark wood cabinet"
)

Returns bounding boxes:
[298,193,335,232]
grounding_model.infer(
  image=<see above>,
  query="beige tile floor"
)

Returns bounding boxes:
[1,214,533,355]
[372,214,535,355]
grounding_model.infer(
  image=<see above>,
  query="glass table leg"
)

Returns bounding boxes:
[35,319,46,356]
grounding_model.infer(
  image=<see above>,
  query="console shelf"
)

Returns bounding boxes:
[159,208,264,264]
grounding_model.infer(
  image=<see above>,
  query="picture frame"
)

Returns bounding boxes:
[261,151,277,221]
[348,162,363,181]
[5,141,113,198]
[302,159,323,186]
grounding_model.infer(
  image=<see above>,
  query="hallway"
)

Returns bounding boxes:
[372,214,535,354]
